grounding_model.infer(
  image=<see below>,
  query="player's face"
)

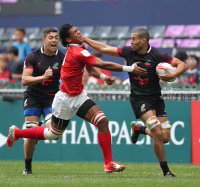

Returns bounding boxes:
[68,26,84,45]
[43,32,58,52]
[131,33,144,52]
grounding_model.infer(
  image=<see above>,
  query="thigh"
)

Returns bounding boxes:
[24,92,42,117]
[130,95,155,119]
[42,96,53,117]
[155,96,167,118]
[52,90,91,120]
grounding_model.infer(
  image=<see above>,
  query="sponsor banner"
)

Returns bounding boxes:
[172,48,200,58]
[0,100,190,163]
[191,100,200,164]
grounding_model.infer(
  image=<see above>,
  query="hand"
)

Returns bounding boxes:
[132,62,148,76]
[158,68,175,81]
[104,76,115,85]
[43,66,53,80]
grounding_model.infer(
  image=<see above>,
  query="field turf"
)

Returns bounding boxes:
[0,161,200,187]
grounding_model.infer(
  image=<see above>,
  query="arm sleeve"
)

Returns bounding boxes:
[76,49,97,66]
[117,46,132,58]
[155,49,174,64]
[24,53,35,69]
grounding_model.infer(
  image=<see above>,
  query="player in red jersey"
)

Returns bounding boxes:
[6,24,147,173]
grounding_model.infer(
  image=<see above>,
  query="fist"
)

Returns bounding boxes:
[104,76,115,85]
[43,66,53,80]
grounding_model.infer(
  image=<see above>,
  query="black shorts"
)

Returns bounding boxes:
[130,93,167,119]
[24,91,54,117]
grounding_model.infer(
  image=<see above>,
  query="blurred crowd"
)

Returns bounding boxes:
[0,26,200,89]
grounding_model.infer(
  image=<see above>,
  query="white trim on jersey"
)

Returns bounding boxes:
[68,43,83,47]
[147,46,152,53]
[40,47,58,55]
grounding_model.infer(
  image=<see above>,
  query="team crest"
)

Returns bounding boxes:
[140,104,146,112]
[52,62,59,69]
[24,99,28,107]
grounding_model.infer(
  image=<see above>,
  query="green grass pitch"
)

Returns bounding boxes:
[0,161,200,187]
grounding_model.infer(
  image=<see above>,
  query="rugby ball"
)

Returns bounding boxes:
[156,62,176,82]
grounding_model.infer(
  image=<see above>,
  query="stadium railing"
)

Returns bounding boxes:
[0,81,200,101]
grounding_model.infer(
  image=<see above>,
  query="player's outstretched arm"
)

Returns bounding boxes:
[86,65,115,85]
[22,67,53,86]
[93,58,147,76]
[83,36,118,57]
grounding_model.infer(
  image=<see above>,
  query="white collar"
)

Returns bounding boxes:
[41,47,58,55]
[147,46,151,53]
[68,43,83,47]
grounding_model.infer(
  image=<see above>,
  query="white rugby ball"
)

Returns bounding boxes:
[156,62,176,82]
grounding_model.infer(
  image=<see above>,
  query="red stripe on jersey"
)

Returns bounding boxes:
[24,67,34,69]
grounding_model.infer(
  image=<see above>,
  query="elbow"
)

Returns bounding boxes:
[22,77,27,86]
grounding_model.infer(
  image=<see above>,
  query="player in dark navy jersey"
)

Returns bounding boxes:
[83,28,187,177]
[21,27,64,175]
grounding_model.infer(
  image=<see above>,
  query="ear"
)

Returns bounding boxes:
[142,38,146,44]
[66,38,71,43]
[42,38,45,42]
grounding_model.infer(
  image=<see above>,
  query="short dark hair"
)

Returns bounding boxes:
[134,28,150,42]
[16,27,25,35]
[43,27,58,38]
[189,55,199,62]
[175,51,188,61]
[6,46,18,56]
[91,50,102,58]
[59,24,73,47]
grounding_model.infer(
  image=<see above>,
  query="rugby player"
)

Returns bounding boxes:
[21,27,65,174]
[82,28,187,177]
[6,24,147,173]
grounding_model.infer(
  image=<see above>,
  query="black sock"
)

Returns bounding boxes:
[160,161,170,174]
[38,122,43,126]
[25,158,32,170]
[139,126,147,135]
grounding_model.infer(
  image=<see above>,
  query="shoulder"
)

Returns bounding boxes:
[57,50,65,59]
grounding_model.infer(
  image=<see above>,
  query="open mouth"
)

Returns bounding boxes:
[51,44,57,47]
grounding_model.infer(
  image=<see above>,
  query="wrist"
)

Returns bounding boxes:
[100,73,107,81]
[122,65,134,72]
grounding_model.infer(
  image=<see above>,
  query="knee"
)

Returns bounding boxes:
[163,130,170,143]
[43,126,64,140]
[145,116,160,130]
[98,117,109,130]
[153,131,163,142]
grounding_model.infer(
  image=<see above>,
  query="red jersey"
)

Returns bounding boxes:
[60,44,96,96]
[0,68,12,83]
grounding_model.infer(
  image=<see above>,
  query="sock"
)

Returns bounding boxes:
[15,126,46,140]
[139,125,147,135]
[160,161,170,174]
[98,132,112,165]
[38,122,43,126]
[25,158,32,170]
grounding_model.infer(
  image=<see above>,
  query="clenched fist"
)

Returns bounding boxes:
[43,66,53,80]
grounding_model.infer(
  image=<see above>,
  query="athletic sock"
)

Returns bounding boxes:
[98,132,112,165]
[25,158,32,170]
[15,126,46,140]
[139,125,147,135]
[160,161,170,174]
[135,125,147,135]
